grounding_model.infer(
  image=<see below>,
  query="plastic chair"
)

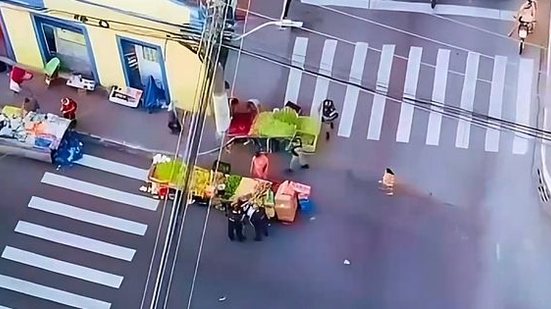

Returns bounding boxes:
[44,57,60,78]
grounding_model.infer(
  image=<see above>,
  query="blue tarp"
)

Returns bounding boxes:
[143,76,166,113]
[52,131,83,167]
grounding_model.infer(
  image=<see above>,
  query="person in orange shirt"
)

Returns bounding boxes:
[250,151,269,179]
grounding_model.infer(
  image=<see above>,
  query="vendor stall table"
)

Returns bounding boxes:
[0,106,72,163]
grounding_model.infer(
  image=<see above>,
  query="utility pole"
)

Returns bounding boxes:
[146,1,229,308]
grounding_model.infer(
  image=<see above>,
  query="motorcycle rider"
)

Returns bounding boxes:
[509,0,537,36]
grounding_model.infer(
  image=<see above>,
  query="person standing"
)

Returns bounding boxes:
[250,206,269,241]
[322,99,338,140]
[251,151,269,179]
[226,203,246,241]
[287,138,309,172]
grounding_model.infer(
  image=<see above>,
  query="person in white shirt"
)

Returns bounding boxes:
[509,0,537,36]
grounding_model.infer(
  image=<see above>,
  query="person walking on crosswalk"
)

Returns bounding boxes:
[322,99,338,140]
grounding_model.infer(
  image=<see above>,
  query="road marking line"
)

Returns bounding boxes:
[513,58,534,155]
[0,274,111,309]
[485,56,507,153]
[367,44,395,141]
[300,0,515,21]
[338,42,368,138]
[426,49,450,146]
[285,37,308,104]
[75,154,148,181]
[0,305,12,309]
[455,52,480,149]
[396,46,422,143]
[28,197,148,236]
[495,243,501,261]
[1,246,124,288]
[14,221,136,261]
[41,172,158,211]
[310,39,338,118]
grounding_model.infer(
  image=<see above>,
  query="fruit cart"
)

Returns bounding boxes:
[146,157,212,201]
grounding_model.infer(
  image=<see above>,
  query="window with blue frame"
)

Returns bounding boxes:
[33,16,96,80]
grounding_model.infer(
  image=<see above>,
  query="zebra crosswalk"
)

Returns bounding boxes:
[0,155,158,308]
[286,36,537,155]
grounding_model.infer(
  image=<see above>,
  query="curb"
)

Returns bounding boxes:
[76,130,174,158]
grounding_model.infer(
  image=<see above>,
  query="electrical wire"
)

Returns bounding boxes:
[218,42,551,141]
[146,2,233,308]
[235,6,548,77]
[142,2,222,308]
[230,0,252,97]
[307,2,546,51]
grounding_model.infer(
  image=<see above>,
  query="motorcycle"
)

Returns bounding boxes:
[518,21,530,54]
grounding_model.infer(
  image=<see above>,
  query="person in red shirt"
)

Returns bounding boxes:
[60,97,77,121]
[9,67,33,93]
[250,151,269,179]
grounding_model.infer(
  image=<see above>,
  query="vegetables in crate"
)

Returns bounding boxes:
[224,175,242,199]
[252,112,296,137]
[272,107,299,126]
[191,168,211,196]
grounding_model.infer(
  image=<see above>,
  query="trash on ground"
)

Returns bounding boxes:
[218,296,227,302]
[343,259,351,265]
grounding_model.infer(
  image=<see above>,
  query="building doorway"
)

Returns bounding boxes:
[0,13,13,60]
[34,16,96,80]
[117,37,170,103]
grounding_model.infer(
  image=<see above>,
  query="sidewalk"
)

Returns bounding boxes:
[0,71,208,155]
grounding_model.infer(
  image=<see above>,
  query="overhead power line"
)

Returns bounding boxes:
[223,41,551,142]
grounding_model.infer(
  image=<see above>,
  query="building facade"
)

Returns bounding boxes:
[0,0,207,111]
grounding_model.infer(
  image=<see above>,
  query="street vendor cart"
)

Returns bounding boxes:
[147,156,211,201]
[224,97,322,153]
[0,105,72,163]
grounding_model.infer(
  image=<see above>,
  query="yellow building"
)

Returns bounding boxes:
[0,0,206,111]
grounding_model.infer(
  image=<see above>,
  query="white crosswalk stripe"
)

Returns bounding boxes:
[367,44,395,141]
[28,196,148,236]
[426,49,450,146]
[285,37,309,104]
[513,58,534,155]
[41,172,158,211]
[455,52,480,149]
[310,39,338,119]
[0,274,111,309]
[2,246,124,288]
[0,155,157,306]
[485,55,507,152]
[396,46,422,143]
[75,154,148,180]
[285,36,536,155]
[14,221,137,261]
[338,42,368,138]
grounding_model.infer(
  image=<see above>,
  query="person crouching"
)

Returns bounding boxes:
[60,97,77,125]
[378,168,396,196]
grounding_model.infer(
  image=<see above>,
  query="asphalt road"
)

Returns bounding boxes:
[186,0,551,308]
[0,143,165,308]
